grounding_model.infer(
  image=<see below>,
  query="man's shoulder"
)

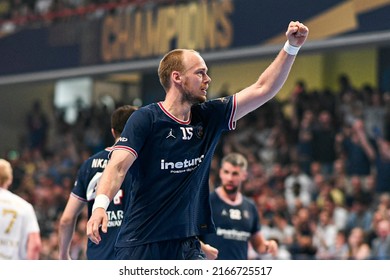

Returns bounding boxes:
[196,96,233,109]
[209,190,219,199]
[127,103,161,121]
[1,189,34,211]
[241,195,257,207]
[138,102,159,112]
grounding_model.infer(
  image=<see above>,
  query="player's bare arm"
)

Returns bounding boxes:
[58,196,86,259]
[251,232,278,257]
[234,21,309,121]
[86,149,135,244]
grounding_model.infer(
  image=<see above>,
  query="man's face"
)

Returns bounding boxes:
[180,52,211,104]
[219,162,246,195]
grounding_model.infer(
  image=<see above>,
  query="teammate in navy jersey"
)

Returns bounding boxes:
[201,153,278,259]
[58,105,137,260]
[87,21,309,260]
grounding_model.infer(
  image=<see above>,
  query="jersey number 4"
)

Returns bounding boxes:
[87,172,123,205]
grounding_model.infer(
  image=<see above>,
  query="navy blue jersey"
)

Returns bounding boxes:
[202,191,261,260]
[72,147,131,259]
[114,96,237,247]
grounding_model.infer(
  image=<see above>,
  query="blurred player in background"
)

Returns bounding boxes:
[0,158,42,259]
[58,105,137,259]
[201,153,278,259]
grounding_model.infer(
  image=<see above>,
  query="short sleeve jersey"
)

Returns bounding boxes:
[72,147,131,259]
[114,95,237,247]
[202,191,261,260]
[0,188,40,259]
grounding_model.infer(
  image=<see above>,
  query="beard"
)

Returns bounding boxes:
[182,90,206,105]
[182,81,207,105]
[222,184,239,195]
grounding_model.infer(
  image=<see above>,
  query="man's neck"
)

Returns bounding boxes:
[161,98,192,122]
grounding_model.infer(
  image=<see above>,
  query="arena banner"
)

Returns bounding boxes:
[0,0,389,76]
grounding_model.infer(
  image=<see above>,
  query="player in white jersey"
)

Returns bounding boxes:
[0,158,41,259]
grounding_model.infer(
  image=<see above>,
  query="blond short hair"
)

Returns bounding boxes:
[0,159,12,187]
[158,49,199,91]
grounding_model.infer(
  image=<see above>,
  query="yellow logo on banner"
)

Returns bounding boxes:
[101,0,234,62]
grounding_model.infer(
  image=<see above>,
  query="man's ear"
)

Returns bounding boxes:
[172,71,182,85]
[111,128,116,139]
[219,168,224,179]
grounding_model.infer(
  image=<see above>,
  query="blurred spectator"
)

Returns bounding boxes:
[326,230,349,260]
[347,227,371,259]
[313,210,338,259]
[370,219,390,259]
[366,209,387,245]
[337,119,373,176]
[26,100,49,153]
[345,196,373,235]
[338,73,354,95]
[315,179,345,215]
[288,204,319,260]
[330,158,351,199]
[377,193,390,213]
[309,161,322,178]
[367,126,390,194]
[312,110,337,175]
[295,109,314,174]
[336,74,363,122]
[284,162,313,213]
[322,195,348,231]
[290,80,310,127]
[363,87,386,139]
[267,211,295,247]
[289,231,317,260]
[267,162,288,194]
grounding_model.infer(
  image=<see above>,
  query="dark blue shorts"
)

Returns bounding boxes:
[115,237,206,260]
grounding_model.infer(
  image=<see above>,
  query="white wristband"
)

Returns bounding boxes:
[92,194,110,212]
[283,41,300,55]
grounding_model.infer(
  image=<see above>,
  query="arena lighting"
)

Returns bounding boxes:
[0,30,389,85]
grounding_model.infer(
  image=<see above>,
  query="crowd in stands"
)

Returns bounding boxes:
[3,74,390,259]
